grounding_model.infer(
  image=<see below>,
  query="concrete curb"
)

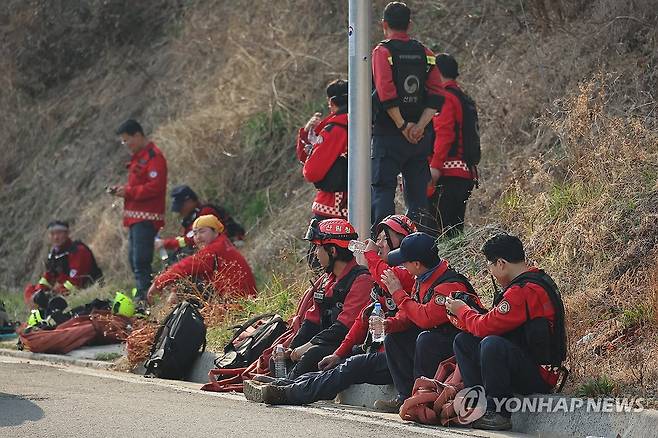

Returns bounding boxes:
[0,347,114,369]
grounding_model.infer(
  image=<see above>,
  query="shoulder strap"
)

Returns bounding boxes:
[422,268,475,304]
[330,265,369,306]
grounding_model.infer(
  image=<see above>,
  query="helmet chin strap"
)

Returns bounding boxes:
[383,228,395,251]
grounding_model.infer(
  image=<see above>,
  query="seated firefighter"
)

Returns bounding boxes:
[284,218,373,379]
[155,185,246,256]
[242,215,416,406]
[23,220,102,308]
[445,233,567,431]
[147,215,256,304]
[376,232,479,413]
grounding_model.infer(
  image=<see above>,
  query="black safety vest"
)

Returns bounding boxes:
[314,265,369,329]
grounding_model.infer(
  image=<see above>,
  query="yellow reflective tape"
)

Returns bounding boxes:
[63,280,76,291]
[176,236,187,248]
[38,277,51,287]
[131,288,137,298]
[387,56,393,65]
[427,56,436,65]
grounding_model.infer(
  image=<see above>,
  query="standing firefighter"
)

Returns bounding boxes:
[107,119,167,306]
[371,2,444,233]
[23,221,102,307]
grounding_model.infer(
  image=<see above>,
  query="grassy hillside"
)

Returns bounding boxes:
[0,0,656,396]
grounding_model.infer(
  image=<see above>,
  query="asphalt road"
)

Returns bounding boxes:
[0,356,520,438]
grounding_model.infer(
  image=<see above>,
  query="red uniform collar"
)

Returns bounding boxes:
[313,112,348,135]
[331,258,359,283]
[420,260,449,286]
[442,80,460,89]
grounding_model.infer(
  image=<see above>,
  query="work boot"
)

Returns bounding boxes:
[243,380,289,405]
[469,411,512,431]
[373,397,403,413]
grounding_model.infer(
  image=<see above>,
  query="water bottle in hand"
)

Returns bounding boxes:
[274,344,287,378]
[369,303,386,343]
[348,240,368,254]
[155,236,168,261]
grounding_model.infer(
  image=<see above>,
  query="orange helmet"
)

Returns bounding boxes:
[304,218,358,249]
[376,214,416,238]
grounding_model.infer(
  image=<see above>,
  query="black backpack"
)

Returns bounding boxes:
[313,121,348,193]
[497,270,567,367]
[381,39,431,123]
[444,86,481,171]
[144,301,207,380]
[213,313,288,369]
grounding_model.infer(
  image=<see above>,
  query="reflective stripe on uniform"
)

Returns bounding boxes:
[387,56,393,65]
[426,55,436,65]
[176,236,187,248]
[38,277,51,287]
[63,280,76,291]
[123,210,165,221]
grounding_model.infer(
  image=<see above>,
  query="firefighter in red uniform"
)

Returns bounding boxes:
[147,215,257,304]
[23,221,102,307]
[296,79,349,220]
[108,119,167,304]
[428,54,476,236]
[376,232,479,412]
[371,2,445,232]
[445,234,566,431]
[243,215,416,406]
[283,218,372,379]
[155,185,246,255]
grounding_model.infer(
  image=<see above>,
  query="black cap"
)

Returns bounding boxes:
[170,185,198,212]
[387,232,440,267]
[436,53,459,79]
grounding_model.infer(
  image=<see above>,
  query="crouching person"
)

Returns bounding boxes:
[243,215,416,405]
[376,232,478,412]
[445,233,567,431]
[285,218,373,379]
[147,215,257,304]
[24,220,102,308]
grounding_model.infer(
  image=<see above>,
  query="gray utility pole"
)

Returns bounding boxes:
[347,0,372,243]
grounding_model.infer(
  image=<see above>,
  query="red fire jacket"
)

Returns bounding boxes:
[296,111,348,218]
[153,233,257,298]
[303,259,372,330]
[454,267,558,385]
[430,81,473,180]
[333,250,415,358]
[163,205,223,251]
[388,260,471,330]
[23,239,96,304]
[123,142,167,229]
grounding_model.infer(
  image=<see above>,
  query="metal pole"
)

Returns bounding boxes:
[347,0,371,246]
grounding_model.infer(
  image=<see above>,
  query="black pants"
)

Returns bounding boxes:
[288,321,339,379]
[285,352,391,405]
[371,130,433,236]
[128,221,157,300]
[427,176,474,238]
[384,325,457,400]
[453,333,551,416]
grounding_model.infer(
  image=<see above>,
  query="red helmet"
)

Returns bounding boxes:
[376,214,416,238]
[304,218,358,249]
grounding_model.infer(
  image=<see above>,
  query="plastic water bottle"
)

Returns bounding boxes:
[348,240,368,254]
[274,344,286,378]
[155,236,168,261]
[369,303,386,343]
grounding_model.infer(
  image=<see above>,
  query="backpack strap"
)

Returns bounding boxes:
[327,265,370,308]
[420,268,475,304]
[224,313,277,353]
